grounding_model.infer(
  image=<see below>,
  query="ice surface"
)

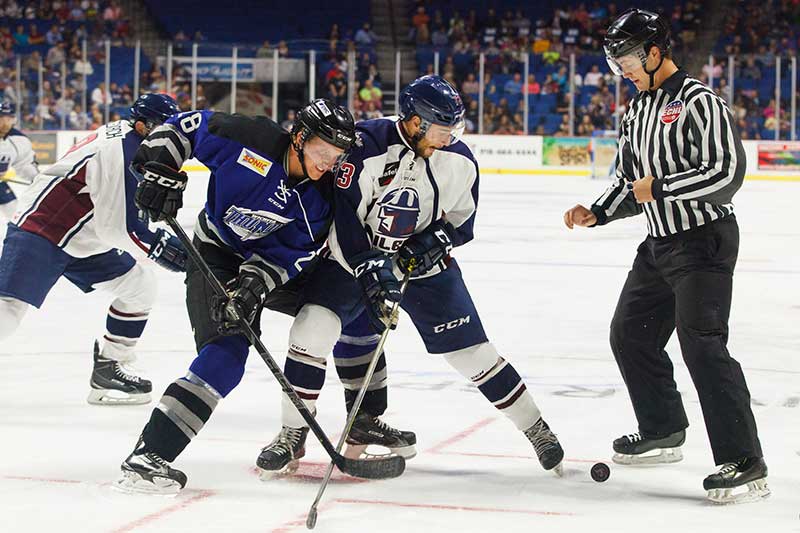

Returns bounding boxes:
[1,173,798,532]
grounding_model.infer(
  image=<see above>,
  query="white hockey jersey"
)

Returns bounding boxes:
[328,116,479,276]
[13,121,160,258]
[0,128,38,183]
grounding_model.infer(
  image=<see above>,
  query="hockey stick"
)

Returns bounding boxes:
[165,216,405,481]
[306,268,413,530]
[0,176,32,186]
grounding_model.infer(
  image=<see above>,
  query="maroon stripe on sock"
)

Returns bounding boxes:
[296,391,320,400]
[495,383,527,410]
[109,306,149,318]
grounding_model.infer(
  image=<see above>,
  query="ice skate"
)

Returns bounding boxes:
[524,418,564,476]
[256,425,309,478]
[114,437,187,496]
[87,340,152,405]
[344,412,417,460]
[612,429,685,465]
[704,457,770,504]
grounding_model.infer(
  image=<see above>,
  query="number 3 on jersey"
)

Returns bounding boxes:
[337,162,355,189]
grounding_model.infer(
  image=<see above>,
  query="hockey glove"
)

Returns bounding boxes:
[397,219,456,276]
[353,250,402,333]
[147,229,188,273]
[210,271,269,336]
[134,161,188,222]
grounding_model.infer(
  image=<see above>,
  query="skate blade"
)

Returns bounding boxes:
[707,478,771,504]
[112,471,181,497]
[87,389,151,406]
[550,462,564,477]
[612,447,683,465]
[344,443,417,461]
[257,459,301,480]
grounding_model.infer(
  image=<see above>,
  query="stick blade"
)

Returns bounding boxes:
[337,454,406,480]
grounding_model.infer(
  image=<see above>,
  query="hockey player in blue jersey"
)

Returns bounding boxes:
[256,75,565,477]
[0,94,184,406]
[0,100,39,220]
[115,99,357,495]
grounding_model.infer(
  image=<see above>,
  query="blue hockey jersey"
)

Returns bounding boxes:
[134,111,332,290]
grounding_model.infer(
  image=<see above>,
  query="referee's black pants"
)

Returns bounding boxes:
[609,215,762,465]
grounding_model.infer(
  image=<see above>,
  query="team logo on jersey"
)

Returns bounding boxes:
[223,206,293,241]
[378,161,400,186]
[237,148,272,176]
[661,100,683,124]
[376,187,420,242]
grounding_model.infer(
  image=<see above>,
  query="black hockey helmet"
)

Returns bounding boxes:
[290,98,356,178]
[604,9,671,88]
[291,98,356,152]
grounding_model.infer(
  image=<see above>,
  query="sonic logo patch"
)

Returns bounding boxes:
[661,100,683,124]
[237,148,272,176]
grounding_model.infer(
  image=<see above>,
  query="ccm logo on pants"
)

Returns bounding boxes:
[434,316,471,333]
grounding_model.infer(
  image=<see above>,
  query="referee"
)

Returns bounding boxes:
[564,9,768,503]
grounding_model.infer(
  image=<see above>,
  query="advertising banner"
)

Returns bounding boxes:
[542,137,591,167]
[757,142,800,170]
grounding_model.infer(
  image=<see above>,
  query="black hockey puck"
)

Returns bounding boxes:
[591,462,610,482]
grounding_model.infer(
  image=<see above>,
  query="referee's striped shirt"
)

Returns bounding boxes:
[591,69,745,238]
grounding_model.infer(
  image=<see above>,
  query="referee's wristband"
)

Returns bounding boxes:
[651,178,666,200]
[589,205,606,226]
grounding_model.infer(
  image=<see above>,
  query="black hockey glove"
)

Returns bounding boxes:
[147,229,188,273]
[397,219,456,276]
[134,161,188,222]
[353,250,402,333]
[210,271,269,336]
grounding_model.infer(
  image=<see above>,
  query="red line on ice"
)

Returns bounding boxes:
[425,416,496,454]
[2,475,82,484]
[110,489,216,533]
[334,498,575,517]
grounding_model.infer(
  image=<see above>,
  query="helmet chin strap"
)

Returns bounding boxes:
[400,118,429,156]
[645,51,665,91]
[292,130,312,181]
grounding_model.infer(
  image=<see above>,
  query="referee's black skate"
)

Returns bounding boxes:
[612,429,685,465]
[524,418,564,476]
[344,412,417,460]
[115,437,187,496]
[256,425,309,478]
[703,457,770,504]
[87,340,152,405]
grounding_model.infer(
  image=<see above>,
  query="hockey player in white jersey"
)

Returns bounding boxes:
[256,75,565,476]
[0,93,185,405]
[0,101,39,220]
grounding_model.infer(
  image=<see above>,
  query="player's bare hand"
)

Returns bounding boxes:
[629,175,655,203]
[564,205,597,229]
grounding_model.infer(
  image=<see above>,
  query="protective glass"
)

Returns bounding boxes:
[604,45,647,76]
[303,135,349,173]
[424,119,466,146]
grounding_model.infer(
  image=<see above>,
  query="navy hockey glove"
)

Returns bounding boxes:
[134,161,187,222]
[210,271,269,336]
[353,250,402,333]
[147,229,188,273]
[397,219,456,276]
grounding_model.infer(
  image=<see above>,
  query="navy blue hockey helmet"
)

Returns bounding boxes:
[129,93,180,127]
[0,100,16,116]
[399,75,465,144]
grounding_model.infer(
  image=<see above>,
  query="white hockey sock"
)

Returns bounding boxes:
[443,342,541,431]
[281,304,342,428]
[0,296,29,339]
